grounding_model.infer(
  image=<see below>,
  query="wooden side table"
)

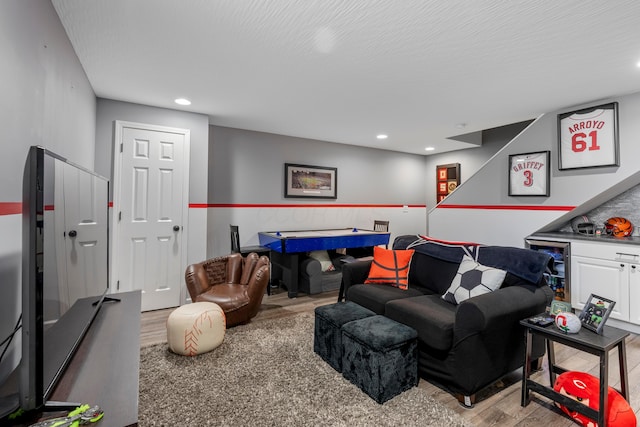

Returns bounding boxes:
[520,316,630,427]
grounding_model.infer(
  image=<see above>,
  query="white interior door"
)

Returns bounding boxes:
[113,122,190,311]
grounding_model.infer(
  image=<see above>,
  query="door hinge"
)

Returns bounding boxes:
[117,280,120,291]
[118,211,122,222]
[120,143,123,153]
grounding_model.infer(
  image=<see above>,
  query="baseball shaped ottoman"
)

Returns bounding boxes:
[166,302,226,356]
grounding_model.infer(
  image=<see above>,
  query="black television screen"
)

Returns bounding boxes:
[20,146,110,411]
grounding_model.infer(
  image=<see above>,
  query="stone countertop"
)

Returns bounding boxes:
[527,231,640,246]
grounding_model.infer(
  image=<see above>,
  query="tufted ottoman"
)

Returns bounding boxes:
[166,302,226,356]
[314,302,376,372]
[341,315,418,404]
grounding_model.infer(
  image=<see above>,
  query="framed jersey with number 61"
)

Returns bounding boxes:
[558,102,619,170]
[508,151,550,196]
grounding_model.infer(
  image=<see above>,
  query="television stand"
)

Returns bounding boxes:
[92,295,121,306]
[1,290,141,426]
[49,290,141,426]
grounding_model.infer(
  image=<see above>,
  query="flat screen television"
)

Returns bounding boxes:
[20,146,110,411]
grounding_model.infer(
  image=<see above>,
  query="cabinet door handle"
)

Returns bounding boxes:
[633,265,637,270]
[616,252,639,258]
[620,264,626,269]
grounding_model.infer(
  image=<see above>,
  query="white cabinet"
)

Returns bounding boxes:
[630,264,640,325]
[571,241,640,325]
[572,255,630,321]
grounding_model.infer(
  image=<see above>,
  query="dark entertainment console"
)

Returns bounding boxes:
[2,290,141,426]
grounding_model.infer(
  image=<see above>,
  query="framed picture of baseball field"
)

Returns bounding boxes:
[558,102,619,170]
[284,163,337,199]
[508,151,550,196]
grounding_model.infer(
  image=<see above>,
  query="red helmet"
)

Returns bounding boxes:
[604,217,633,237]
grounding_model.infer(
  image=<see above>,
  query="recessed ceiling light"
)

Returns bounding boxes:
[454,123,467,130]
[376,134,388,140]
[174,98,191,106]
[425,147,435,151]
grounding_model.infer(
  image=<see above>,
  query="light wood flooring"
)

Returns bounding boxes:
[141,288,640,426]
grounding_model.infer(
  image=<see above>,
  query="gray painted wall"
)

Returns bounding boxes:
[95,99,210,202]
[428,91,640,247]
[209,126,427,204]
[0,0,96,199]
[441,93,640,208]
[424,121,532,209]
[207,126,428,255]
[0,0,96,382]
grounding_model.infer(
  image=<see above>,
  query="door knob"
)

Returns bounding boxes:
[68,230,77,237]
[173,225,180,232]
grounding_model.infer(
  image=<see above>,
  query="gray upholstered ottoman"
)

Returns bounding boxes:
[314,302,376,372]
[341,315,418,404]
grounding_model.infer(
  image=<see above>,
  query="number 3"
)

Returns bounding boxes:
[523,170,533,187]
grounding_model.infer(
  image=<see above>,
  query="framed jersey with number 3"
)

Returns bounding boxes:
[558,102,619,170]
[509,151,550,196]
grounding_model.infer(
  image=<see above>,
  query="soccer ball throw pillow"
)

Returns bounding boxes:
[442,255,506,304]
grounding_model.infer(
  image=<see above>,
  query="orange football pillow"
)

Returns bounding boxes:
[364,247,414,290]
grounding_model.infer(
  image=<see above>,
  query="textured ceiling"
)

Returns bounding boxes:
[52,0,640,155]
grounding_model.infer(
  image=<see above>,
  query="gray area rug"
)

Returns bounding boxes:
[138,313,473,426]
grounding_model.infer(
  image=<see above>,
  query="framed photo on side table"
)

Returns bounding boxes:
[558,102,619,170]
[549,300,572,317]
[579,294,615,334]
[508,151,550,196]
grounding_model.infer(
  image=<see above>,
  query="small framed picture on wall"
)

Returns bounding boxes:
[558,102,619,170]
[508,151,550,196]
[435,163,460,204]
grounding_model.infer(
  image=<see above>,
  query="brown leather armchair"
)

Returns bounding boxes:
[185,252,270,327]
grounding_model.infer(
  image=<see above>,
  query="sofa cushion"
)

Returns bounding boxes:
[394,234,552,285]
[385,295,456,352]
[346,283,427,315]
[364,247,414,290]
[442,255,506,305]
[407,252,461,295]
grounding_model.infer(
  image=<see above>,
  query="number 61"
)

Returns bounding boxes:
[572,131,600,152]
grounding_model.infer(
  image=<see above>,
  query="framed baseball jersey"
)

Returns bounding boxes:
[509,151,550,196]
[558,102,619,170]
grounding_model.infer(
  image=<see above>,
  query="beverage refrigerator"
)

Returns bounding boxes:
[525,237,570,303]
